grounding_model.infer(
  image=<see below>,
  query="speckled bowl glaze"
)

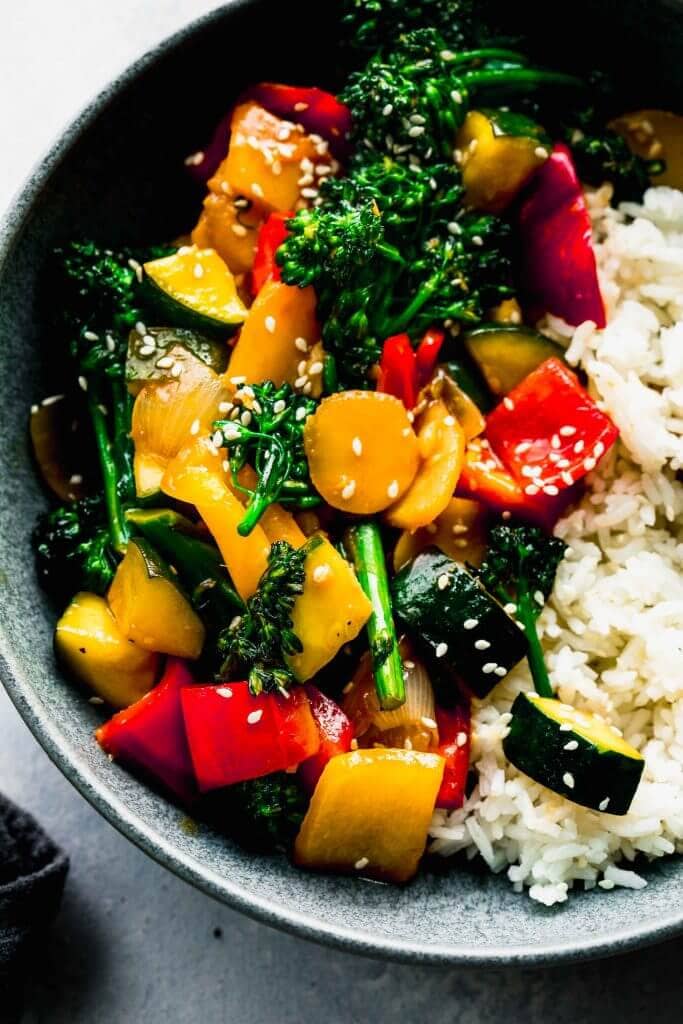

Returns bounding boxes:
[2,0,683,967]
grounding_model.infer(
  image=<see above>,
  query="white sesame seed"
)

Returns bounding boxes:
[503,397,515,410]
[156,355,173,369]
[564,740,579,751]
[218,401,233,415]
[135,321,147,336]
[354,857,369,870]
[351,437,363,457]
[294,337,308,352]
[308,361,323,375]
[437,573,450,591]
[456,731,467,747]
[472,235,483,246]
[138,344,155,357]
[574,440,585,454]
[297,360,308,376]
[30,404,39,415]
[78,376,88,391]
[561,470,574,486]
[559,425,577,436]
[41,394,65,407]
[593,441,605,458]
[524,484,540,496]
[184,150,205,166]
[247,709,263,725]
[231,223,248,237]
[240,410,252,427]
[171,362,183,378]
[451,89,463,104]
[230,375,247,385]
[341,480,356,500]
[212,429,224,448]
[583,457,596,471]
[295,375,308,388]
[562,772,575,789]
[387,480,399,499]
[295,407,307,422]
[193,263,204,279]
[216,686,233,698]
[264,315,276,334]
[404,738,413,750]
[69,473,83,485]
[551,434,561,449]
[559,723,573,732]
[293,101,309,112]
[313,564,331,583]
[221,424,241,442]
[435,642,449,659]
[515,441,532,454]
[382,103,393,116]
[273,399,287,415]
[504,603,517,615]
[251,183,264,198]
[494,666,507,677]
[421,716,437,730]
[534,590,545,606]
[447,221,462,235]
[482,662,497,674]
[83,330,99,341]
[190,418,201,436]
[408,125,425,138]
[301,187,320,199]
[127,258,144,282]
[474,639,491,650]
[463,618,478,630]
[543,484,559,496]
[106,334,116,352]
[599,797,610,811]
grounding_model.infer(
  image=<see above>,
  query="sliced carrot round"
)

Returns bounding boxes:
[303,390,419,514]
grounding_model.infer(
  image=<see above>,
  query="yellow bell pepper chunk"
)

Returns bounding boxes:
[108,539,205,659]
[393,497,487,572]
[287,535,372,681]
[161,438,270,600]
[294,748,445,883]
[55,592,159,708]
[457,110,547,214]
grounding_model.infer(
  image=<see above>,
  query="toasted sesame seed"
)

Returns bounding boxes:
[475,639,491,650]
[294,337,308,352]
[297,360,308,376]
[599,797,610,811]
[216,686,233,698]
[421,716,438,730]
[69,473,83,485]
[138,344,155,357]
[264,315,276,334]
[534,590,545,606]
[135,321,147,335]
[231,223,248,237]
[313,564,331,583]
[301,187,319,199]
[562,772,575,789]
[435,642,449,658]
[564,740,579,751]
[437,573,450,591]
[354,857,369,870]
[171,362,183,378]
[494,666,507,677]
[482,662,497,674]
[561,470,574,486]
[293,101,309,111]
[503,397,515,410]
[463,618,478,630]
[350,738,359,750]
[308,361,323,375]
[184,150,205,166]
[352,437,363,457]
[404,738,413,750]
[387,479,399,499]
[247,709,263,725]
[341,480,356,500]
[295,375,308,388]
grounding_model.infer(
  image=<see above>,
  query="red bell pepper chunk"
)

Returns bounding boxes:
[486,357,618,493]
[245,83,352,160]
[180,683,319,792]
[95,658,198,804]
[457,437,572,529]
[518,143,606,329]
[250,211,292,296]
[298,685,354,792]
[377,333,419,409]
[435,703,471,811]
[415,328,445,388]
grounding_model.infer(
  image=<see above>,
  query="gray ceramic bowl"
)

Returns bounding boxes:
[2,0,683,967]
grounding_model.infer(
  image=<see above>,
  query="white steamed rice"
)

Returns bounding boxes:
[428,184,683,905]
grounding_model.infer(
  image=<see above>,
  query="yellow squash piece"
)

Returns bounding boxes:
[457,109,548,213]
[294,748,445,883]
[133,451,167,499]
[161,438,270,600]
[227,280,319,387]
[55,592,159,708]
[610,109,683,189]
[304,390,419,514]
[385,399,465,531]
[393,496,487,571]
[108,539,205,659]
[287,535,372,681]
[143,246,247,332]
[192,182,265,276]
[225,102,322,211]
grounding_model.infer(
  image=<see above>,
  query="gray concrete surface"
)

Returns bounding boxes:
[2,3,682,1021]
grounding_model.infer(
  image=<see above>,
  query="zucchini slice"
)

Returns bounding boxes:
[503,692,644,816]
[126,326,228,394]
[143,246,247,334]
[391,549,528,699]
[440,357,494,413]
[463,325,565,397]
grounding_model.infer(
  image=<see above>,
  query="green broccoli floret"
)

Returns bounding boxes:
[213,382,321,536]
[217,540,307,696]
[477,524,566,699]
[33,495,117,604]
[567,129,661,203]
[228,772,309,853]
[278,161,512,385]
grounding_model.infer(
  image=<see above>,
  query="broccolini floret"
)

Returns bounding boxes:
[478,524,566,699]
[33,495,117,604]
[217,540,307,696]
[228,772,309,852]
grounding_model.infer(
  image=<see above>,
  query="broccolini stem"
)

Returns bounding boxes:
[111,379,135,503]
[512,582,554,699]
[344,521,406,711]
[88,389,129,552]
[462,68,582,94]
[322,354,338,395]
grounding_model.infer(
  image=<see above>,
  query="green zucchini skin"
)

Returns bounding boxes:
[126,326,228,391]
[391,548,528,699]
[503,692,645,816]
[140,278,241,337]
[463,324,565,397]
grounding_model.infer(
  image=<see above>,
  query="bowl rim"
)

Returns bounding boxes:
[2,0,683,967]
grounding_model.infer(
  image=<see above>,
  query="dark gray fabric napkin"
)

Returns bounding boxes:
[0,792,69,1016]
